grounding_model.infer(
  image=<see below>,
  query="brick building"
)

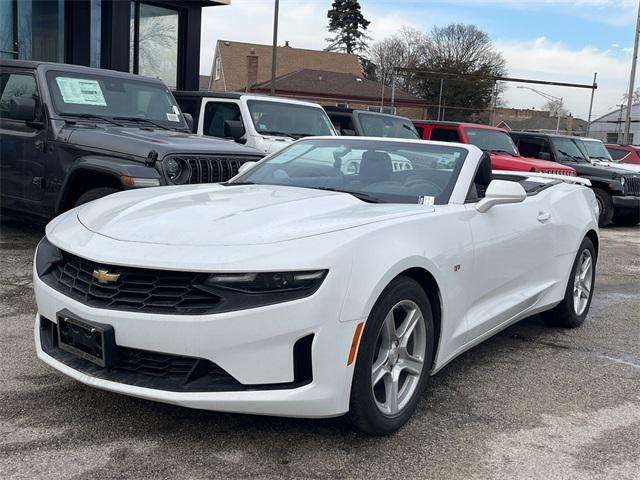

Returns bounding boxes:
[208,40,362,92]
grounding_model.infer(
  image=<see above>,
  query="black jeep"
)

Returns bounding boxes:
[0,60,262,219]
[510,132,640,226]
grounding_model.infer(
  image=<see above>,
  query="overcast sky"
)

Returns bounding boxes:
[200,0,638,120]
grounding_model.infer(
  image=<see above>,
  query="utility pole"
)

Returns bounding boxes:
[270,0,280,96]
[586,72,597,136]
[624,0,640,144]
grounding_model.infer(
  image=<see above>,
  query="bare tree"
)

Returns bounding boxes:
[542,99,569,117]
[622,88,640,105]
[367,27,427,95]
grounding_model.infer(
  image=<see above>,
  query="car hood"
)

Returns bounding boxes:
[67,126,261,160]
[571,161,633,178]
[489,153,575,173]
[591,160,640,173]
[76,184,430,246]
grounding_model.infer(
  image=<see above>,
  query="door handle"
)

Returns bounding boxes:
[537,211,551,222]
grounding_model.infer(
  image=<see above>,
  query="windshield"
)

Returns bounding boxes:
[465,128,518,156]
[46,70,187,129]
[581,140,613,161]
[357,113,419,139]
[247,100,335,138]
[551,137,589,163]
[231,138,467,204]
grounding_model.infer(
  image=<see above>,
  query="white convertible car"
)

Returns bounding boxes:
[34,137,599,435]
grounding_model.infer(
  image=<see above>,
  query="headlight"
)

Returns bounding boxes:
[35,237,63,277]
[620,176,626,187]
[163,157,190,184]
[204,270,327,293]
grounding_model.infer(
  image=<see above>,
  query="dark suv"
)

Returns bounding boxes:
[510,132,640,226]
[324,106,419,138]
[0,60,262,219]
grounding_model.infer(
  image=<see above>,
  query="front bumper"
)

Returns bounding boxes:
[612,195,640,212]
[34,273,361,418]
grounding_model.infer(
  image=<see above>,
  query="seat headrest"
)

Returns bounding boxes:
[359,150,393,184]
[475,153,493,186]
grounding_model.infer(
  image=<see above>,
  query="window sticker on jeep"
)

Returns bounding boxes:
[55,78,107,106]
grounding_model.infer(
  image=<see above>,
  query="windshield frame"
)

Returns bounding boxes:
[45,69,188,130]
[464,127,519,156]
[246,99,336,138]
[231,138,468,205]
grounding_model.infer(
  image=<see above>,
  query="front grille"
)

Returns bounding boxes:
[170,155,260,184]
[39,317,314,392]
[42,251,220,315]
[624,176,640,195]
[540,169,574,176]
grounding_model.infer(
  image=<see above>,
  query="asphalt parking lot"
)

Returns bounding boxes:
[1,215,638,480]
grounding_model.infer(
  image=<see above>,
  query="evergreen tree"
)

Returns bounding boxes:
[326,0,371,54]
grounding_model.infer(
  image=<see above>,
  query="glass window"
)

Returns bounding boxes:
[357,112,418,139]
[131,3,180,89]
[247,100,334,138]
[430,127,461,142]
[551,137,589,163]
[0,1,16,59]
[45,70,187,129]
[607,147,630,162]
[232,138,468,205]
[214,57,222,81]
[203,102,243,138]
[17,0,65,62]
[516,137,552,159]
[0,73,37,119]
[465,128,518,155]
[581,140,612,161]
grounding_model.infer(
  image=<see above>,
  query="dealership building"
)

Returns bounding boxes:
[0,0,229,90]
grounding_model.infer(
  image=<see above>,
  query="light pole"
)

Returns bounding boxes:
[624,0,640,145]
[270,0,280,96]
[517,86,564,134]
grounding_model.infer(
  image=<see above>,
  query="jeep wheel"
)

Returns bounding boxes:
[593,188,613,227]
[75,187,119,207]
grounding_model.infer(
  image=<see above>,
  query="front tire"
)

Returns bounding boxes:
[542,237,596,328]
[346,277,434,436]
[593,188,613,227]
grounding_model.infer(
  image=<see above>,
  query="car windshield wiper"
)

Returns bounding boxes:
[311,186,382,203]
[113,116,172,131]
[59,113,123,126]
[222,181,255,186]
[257,130,296,139]
[402,124,420,138]
[557,149,586,162]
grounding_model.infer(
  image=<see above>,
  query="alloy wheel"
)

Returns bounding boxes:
[371,300,426,416]
[573,249,593,315]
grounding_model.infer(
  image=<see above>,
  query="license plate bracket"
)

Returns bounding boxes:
[57,309,118,367]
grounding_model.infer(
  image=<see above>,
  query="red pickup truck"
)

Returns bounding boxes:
[413,121,577,176]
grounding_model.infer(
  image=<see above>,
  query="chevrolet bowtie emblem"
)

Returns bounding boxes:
[92,269,120,284]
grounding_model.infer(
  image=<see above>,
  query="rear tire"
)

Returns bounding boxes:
[346,277,434,436]
[75,187,119,207]
[593,188,613,227]
[542,237,596,328]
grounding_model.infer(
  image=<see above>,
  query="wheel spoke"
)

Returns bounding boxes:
[382,312,396,346]
[397,308,420,347]
[371,358,388,387]
[397,352,423,376]
[384,369,400,415]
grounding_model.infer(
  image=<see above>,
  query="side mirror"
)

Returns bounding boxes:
[476,180,527,213]
[538,151,551,161]
[183,112,194,131]
[341,128,357,136]
[9,97,37,121]
[224,120,245,140]
[237,161,257,175]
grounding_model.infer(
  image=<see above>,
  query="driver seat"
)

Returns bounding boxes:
[359,151,393,185]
